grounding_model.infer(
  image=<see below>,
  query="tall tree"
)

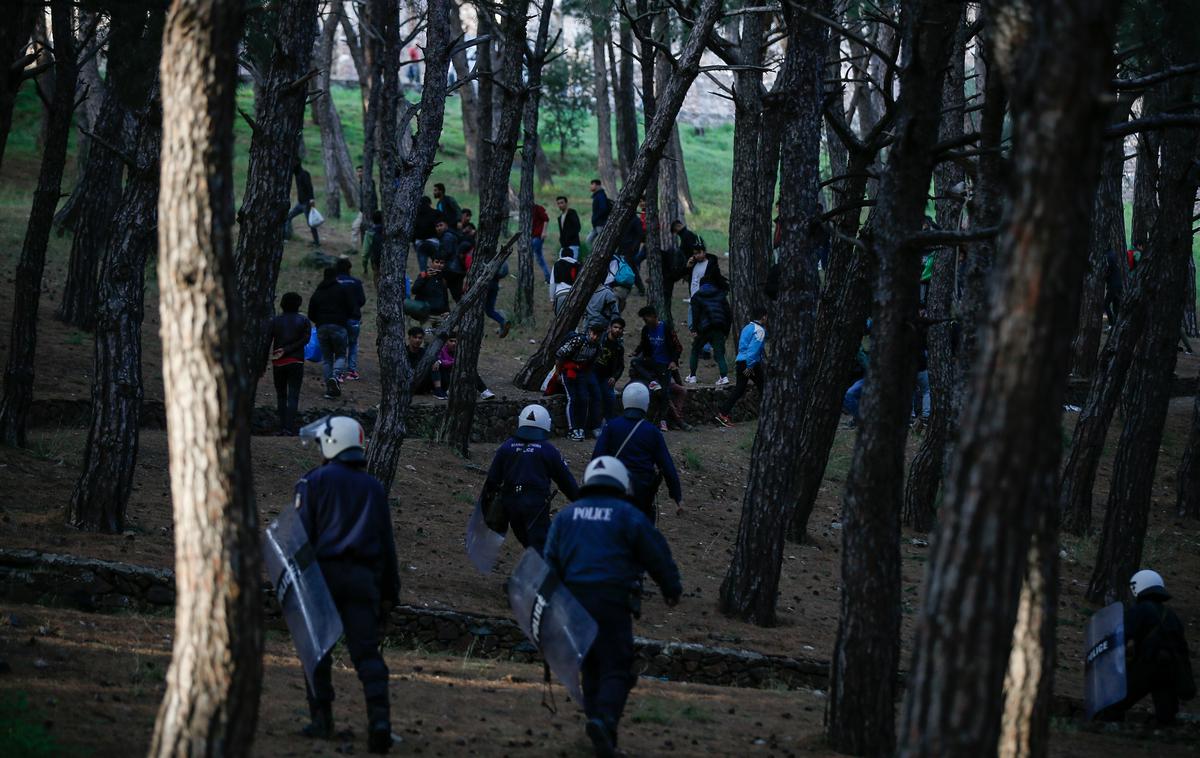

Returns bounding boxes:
[613,20,639,182]
[827,1,962,752]
[0,0,78,447]
[311,0,358,218]
[0,1,42,171]
[898,0,1121,753]
[654,12,684,248]
[233,0,320,394]
[512,0,725,391]
[636,0,666,322]
[440,0,532,454]
[1177,385,1200,519]
[148,0,261,753]
[590,0,618,192]
[66,18,165,534]
[449,0,482,193]
[717,1,827,627]
[365,0,453,495]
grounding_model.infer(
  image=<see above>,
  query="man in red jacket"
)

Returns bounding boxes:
[531,202,551,282]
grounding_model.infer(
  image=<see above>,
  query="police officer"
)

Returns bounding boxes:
[591,382,683,522]
[543,457,682,757]
[297,416,399,753]
[482,404,581,554]
[1098,569,1195,725]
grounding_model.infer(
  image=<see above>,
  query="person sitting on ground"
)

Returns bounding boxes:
[630,306,690,432]
[268,292,312,435]
[593,318,626,420]
[716,307,768,427]
[407,256,451,331]
[585,281,622,332]
[686,282,732,386]
[1096,569,1195,725]
[542,457,682,758]
[550,246,580,316]
[431,331,495,401]
[308,267,356,399]
[404,327,433,393]
[555,324,605,441]
[458,207,472,230]
[592,382,683,524]
[481,404,580,555]
[335,257,367,382]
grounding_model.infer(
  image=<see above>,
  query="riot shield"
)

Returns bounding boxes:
[465,500,505,575]
[507,549,597,705]
[1084,601,1127,719]
[264,506,344,683]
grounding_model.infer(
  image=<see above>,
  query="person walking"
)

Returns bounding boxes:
[593,318,626,420]
[685,282,731,386]
[296,416,399,754]
[550,247,580,316]
[715,308,767,427]
[556,195,582,257]
[591,382,683,523]
[531,202,552,282]
[481,404,580,554]
[432,182,461,227]
[542,456,682,758]
[268,292,312,434]
[588,179,611,246]
[286,161,320,245]
[556,325,604,441]
[335,257,367,381]
[585,282,622,332]
[629,306,689,431]
[308,267,356,399]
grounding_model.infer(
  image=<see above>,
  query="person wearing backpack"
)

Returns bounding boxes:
[604,255,637,308]
[1097,569,1195,725]
[591,382,683,524]
[586,282,622,332]
[618,213,646,296]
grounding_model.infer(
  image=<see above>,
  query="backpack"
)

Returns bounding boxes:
[613,257,635,288]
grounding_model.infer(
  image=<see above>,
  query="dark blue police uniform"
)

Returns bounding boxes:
[591,410,682,522]
[543,494,682,739]
[297,460,399,724]
[483,435,580,553]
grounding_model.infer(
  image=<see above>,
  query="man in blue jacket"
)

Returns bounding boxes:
[591,382,683,522]
[543,456,682,758]
[482,404,580,553]
[716,307,768,427]
[296,416,399,753]
[335,257,367,381]
[588,179,611,245]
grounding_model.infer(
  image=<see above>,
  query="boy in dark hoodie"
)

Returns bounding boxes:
[308,267,356,398]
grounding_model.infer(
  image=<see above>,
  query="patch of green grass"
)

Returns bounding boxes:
[681,447,703,471]
[629,697,673,725]
[0,693,61,758]
[680,703,714,723]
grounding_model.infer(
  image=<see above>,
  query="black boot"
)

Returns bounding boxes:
[367,704,392,754]
[301,702,334,739]
[585,717,616,758]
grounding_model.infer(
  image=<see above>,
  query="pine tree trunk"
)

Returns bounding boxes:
[902,19,967,532]
[476,17,494,172]
[512,0,555,327]
[1087,124,1198,604]
[312,3,358,218]
[233,0,320,394]
[727,11,768,329]
[653,14,682,251]
[360,15,382,220]
[56,90,127,330]
[637,0,666,323]
[608,35,629,183]
[1130,124,1160,247]
[0,3,40,172]
[615,21,639,183]
[828,2,962,751]
[718,2,826,627]
[591,4,617,194]
[0,0,76,447]
[448,0,481,193]
[149,1,262,753]
[364,0,453,495]
[512,0,724,391]
[54,9,107,236]
[898,0,1121,751]
[1185,255,1198,338]
[67,84,162,534]
[670,123,696,214]
[1177,389,1200,519]
[441,0,531,455]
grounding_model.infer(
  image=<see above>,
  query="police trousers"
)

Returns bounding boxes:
[503,493,552,554]
[307,561,390,714]
[575,592,636,730]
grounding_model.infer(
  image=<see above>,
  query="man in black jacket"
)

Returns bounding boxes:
[408,257,451,330]
[593,318,626,420]
[557,195,582,257]
[432,182,461,226]
[268,292,312,434]
[335,258,367,381]
[286,161,320,245]
[589,179,611,245]
[413,196,442,271]
[308,267,356,398]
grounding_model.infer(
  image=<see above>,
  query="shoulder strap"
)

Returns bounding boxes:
[616,419,644,458]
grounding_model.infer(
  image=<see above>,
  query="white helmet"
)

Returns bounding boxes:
[516,404,552,441]
[1130,569,1166,599]
[622,382,650,413]
[582,456,631,495]
[300,415,366,463]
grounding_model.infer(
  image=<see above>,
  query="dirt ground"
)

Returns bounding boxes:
[1,604,1196,757]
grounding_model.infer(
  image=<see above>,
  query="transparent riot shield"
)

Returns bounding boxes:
[465,499,505,575]
[1084,601,1127,719]
[298,416,331,447]
[263,506,344,683]
[507,549,597,705]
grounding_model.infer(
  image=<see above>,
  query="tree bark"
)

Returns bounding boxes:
[902,18,967,532]
[0,1,40,172]
[898,0,1121,752]
[512,0,724,391]
[448,0,481,193]
[590,2,618,193]
[441,0,531,455]
[1130,122,1160,247]
[669,122,696,214]
[149,0,262,753]
[364,0,453,495]
[0,0,77,447]
[233,0,320,394]
[1086,121,1199,605]
[727,10,768,329]
[476,13,494,172]
[54,8,107,236]
[360,3,382,220]
[1177,389,1200,519]
[67,83,162,534]
[828,2,962,752]
[311,2,358,218]
[512,0,556,328]
[654,16,683,246]
[614,20,639,183]
[637,0,666,323]
[717,1,826,627]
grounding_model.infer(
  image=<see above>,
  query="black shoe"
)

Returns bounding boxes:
[368,720,393,753]
[324,378,341,398]
[586,718,616,758]
[301,703,334,739]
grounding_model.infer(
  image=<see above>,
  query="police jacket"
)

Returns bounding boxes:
[483,438,580,506]
[297,461,400,604]
[592,411,682,503]
[1125,595,1193,669]
[544,494,682,603]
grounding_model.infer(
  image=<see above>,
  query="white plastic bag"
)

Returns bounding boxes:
[307,206,325,228]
